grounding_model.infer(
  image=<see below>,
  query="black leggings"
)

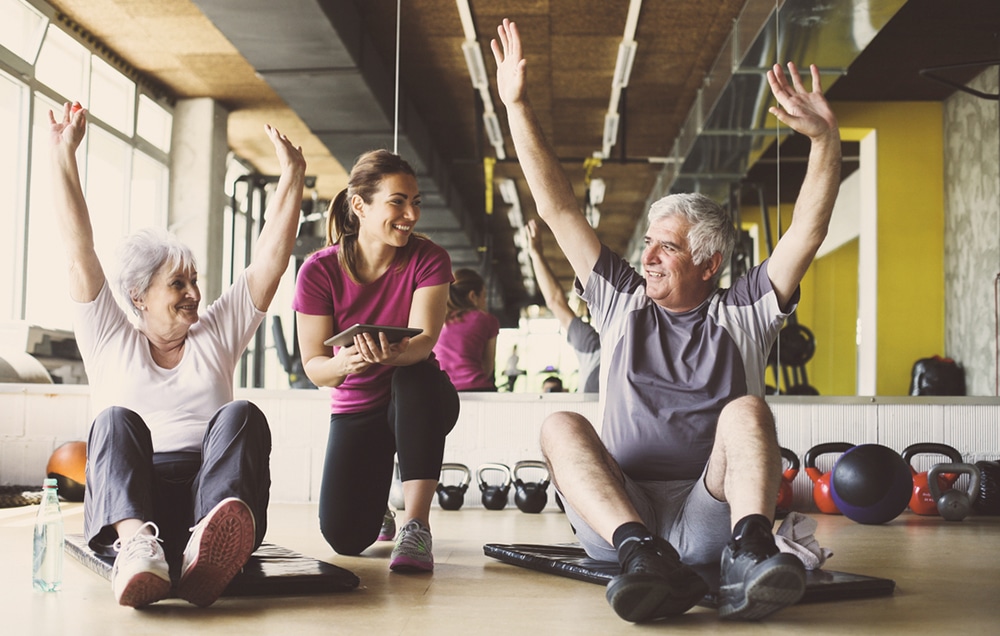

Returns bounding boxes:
[318,361,459,555]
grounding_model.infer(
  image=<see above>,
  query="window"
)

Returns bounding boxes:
[3,2,173,333]
[89,57,135,134]
[130,150,168,233]
[0,71,29,319]
[34,25,88,104]
[0,0,48,65]
[137,94,172,153]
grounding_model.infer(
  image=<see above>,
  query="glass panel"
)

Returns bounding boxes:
[136,94,172,153]
[25,93,73,329]
[83,126,131,270]
[89,56,135,134]
[0,71,28,320]
[130,149,168,233]
[0,0,48,65]
[34,25,89,104]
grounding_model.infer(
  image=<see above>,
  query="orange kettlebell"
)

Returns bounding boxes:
[804,442,854,514]
[776,447,800,517]
[901,443,964,516]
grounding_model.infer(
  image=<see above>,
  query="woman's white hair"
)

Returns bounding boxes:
[115,228,197,316]
[646,192,737,287]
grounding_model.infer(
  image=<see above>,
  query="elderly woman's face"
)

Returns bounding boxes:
[139,264,201,332]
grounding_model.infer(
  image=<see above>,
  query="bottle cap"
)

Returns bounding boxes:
[43,478,58,488]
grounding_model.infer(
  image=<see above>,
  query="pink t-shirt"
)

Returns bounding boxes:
[434,309,500,391]
[292,237,453,413]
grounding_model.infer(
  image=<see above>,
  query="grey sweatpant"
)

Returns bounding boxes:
[83,401,271,571]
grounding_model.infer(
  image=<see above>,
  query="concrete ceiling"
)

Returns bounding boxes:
[47,0,1000,325]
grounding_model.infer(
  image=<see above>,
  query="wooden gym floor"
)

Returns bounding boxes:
[1,501,997,634]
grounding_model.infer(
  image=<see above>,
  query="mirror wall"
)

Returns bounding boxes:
[740,65,999,396]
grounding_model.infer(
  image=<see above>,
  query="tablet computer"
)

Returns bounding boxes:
[323,324,423,347]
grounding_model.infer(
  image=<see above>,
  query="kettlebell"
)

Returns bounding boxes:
[436,463,471,510]
[776,447,800,517]
[973,460,1000,515]
[513,460,550,513]
[477,463,512,510]
[901,443,964,516]
[928,462,980,521]
[804,442,854,514]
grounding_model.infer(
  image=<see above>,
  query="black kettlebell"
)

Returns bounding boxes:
[513,460,550,513]
[477,463,512,510]
[436,463,471,511]
[928,462,980,521]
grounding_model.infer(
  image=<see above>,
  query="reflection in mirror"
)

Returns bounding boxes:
[741,138,861,396]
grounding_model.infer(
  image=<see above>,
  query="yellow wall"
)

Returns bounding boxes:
[836,102,945,394]
[746,101,944,395]
[806,239,859,395]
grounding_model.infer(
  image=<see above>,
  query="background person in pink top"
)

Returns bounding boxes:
[433,268,500,392]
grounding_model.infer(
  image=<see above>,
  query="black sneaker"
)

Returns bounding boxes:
[605,536,709,622]
[718,531,806,620]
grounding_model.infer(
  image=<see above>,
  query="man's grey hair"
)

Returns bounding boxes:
[647,192,737,286]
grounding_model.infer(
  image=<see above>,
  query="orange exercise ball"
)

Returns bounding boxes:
[46,441,87,502]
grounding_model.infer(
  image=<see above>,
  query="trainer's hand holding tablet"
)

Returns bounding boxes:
[324,324,423,348]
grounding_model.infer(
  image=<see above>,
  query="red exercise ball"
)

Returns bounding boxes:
[46,441,87,502]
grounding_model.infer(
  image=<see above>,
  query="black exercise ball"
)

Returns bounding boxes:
[830,444,912,524]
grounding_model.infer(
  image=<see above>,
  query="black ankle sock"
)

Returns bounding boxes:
[612,522,653,567]
[731,514,777,554]
[612,522,651,551]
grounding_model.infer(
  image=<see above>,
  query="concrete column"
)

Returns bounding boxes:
[168,98,229,304]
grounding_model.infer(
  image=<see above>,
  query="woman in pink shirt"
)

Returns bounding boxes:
[293,150,459,573]
[434,269,500,391]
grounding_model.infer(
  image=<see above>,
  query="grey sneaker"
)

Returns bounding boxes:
[718,519,806,620]
[389,519,433,572]
[605,536,708,622]
[176,497,255,607]
[111,521,172,608]
[378,508,396,542]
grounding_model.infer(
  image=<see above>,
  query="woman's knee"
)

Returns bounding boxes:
[88,406,151,449]
[320,520,371,556]
[213,400,271,435]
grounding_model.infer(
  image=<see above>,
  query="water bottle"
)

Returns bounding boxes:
[32,477,64,592]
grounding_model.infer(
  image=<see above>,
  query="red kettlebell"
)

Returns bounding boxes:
[776,447,800,517]
[804,442,854,514]
[901,443,964,516]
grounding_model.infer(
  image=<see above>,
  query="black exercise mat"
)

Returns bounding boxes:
[484,542,895,608]
[66,533,359,597]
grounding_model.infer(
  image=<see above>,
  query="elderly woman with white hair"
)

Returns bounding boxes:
[48,102,306,609]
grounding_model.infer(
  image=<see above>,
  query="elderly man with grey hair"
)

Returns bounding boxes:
[492,18,841,623]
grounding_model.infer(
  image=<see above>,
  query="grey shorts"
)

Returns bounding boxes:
[561,470,732,566]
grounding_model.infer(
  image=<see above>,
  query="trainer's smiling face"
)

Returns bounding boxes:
[354,172,421,249]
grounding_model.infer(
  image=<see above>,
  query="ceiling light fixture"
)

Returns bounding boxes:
[498,178,519,205]
[612,41,637,88]
[456,0,506,160]
[461,40,489,89]
[589,178,606,206]
[484,112,504,148]
[602,113,620,158]
[600,0,643,159]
